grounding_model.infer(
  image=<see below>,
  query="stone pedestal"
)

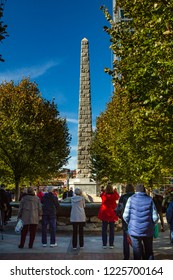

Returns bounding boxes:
[69,178,97,195]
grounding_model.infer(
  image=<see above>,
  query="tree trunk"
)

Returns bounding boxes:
[14,180,20,201]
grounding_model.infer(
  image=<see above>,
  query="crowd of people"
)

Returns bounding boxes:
[0,182,173,260]
[16,185,85,250]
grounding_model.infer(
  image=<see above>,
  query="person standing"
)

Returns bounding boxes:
[0,184,9,225]
[41,186,59,247]
[37,186,44,201]
[17,186,42,248]
[152,189,164,232]
[68,187,74,197]
[70,188,86,249]
[166,198,173,244]
[116,183,135,259]
[123,183,159,260]
[98,182,120,249]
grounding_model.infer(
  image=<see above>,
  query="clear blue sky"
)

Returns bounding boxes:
[0,0,113,170]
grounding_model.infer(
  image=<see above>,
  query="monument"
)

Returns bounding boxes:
[69,38,97,195]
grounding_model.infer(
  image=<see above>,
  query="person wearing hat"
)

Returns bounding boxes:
[41,186,60,247]
[152,189,164,232]
[123,183,159,260]
[17,186,42,248]
[70,188,86,249]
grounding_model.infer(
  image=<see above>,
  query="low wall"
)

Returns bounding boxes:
[10,201,101,219]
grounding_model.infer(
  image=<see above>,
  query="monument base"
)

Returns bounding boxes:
[69,177,97,196]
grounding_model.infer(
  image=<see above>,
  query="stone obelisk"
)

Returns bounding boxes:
[77,38,92,178]
[71,38,96,195]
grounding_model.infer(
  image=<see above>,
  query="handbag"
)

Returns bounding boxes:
[153,223,159,238]
[15,219,23,233]
[115,202,124,219]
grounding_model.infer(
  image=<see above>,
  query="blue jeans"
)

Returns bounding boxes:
[123,230,130,260]
[42,215,57,244]
[102,221,115,246]
[130,235,153,260]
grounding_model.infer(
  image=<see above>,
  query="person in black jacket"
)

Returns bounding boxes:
[41,186,59,247]
[0,184,9,225]
[116,183,134,259]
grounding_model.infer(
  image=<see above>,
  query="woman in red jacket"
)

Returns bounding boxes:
[98,182,119,248]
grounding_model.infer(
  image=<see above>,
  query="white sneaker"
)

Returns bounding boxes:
[102,246,107,249]
[42,244,47,247]
[50,243,57,247]
[109,245,114,249]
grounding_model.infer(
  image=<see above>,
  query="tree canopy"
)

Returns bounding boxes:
[91,1,173,186]
[0,78,71,199]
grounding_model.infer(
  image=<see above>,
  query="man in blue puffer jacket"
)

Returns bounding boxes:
[123,183,159,260]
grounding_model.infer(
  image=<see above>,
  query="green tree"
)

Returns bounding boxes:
[0,78,71,199]
[91,2,173,186]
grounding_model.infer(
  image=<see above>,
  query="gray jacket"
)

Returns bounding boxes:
[70,195,86,222]
[18,194,42,225]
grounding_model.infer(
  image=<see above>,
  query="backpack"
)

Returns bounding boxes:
[115,193,133,219]
[115,202,124,219]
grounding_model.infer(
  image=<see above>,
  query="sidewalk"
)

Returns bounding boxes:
[0,217,172,260]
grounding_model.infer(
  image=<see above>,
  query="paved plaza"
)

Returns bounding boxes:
[0,216,172,260]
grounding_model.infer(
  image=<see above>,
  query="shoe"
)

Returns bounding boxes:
[73,247,77,250]
[102,246,107,249]
[80,247,84,249]
[161,228,165,232]
[109,245,114,249]
[50,243,57,247]
[42,244,47,247]
[18,245,23,249]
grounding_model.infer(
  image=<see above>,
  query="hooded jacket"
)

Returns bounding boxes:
[18,194,42,225]
[98,190,119,222]
[70,195,86,222]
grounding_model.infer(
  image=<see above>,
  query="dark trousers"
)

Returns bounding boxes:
[170,223,173,243]
[123,230,130,260]
[42,215,57,245]
[19,224,37,248]
[130,235,153,260]
[157,211,164,230]
[72,222,85,248]
[102,221,115,246]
